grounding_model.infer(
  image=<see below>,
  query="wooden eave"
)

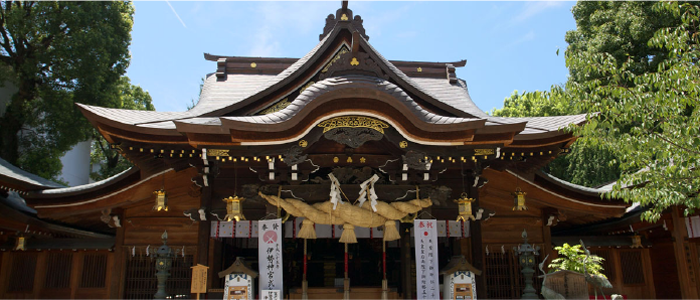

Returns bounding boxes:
[0,200,113,239]
[480,168,628,219]
[28,168,185,219]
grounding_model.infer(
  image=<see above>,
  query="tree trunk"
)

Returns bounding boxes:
[0,77,37,165]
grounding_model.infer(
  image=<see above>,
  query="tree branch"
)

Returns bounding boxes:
[653,132,700,155]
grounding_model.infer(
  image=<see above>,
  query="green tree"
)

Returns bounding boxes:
[569,2,700,221]
[491,89,620,187]
[0,1,134,180]
[549,243,605,277]
[90,77,154,181]
[565,1,679,85]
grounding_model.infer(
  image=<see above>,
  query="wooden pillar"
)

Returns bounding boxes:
[469,180,486,299]
[109,216,126,299]
[0,251,10,298]
[69,252,83,299]
[400,223,412,299]
[670,206,699,298]
[541,219,553,261]
[32,251,46,299]
[197,182,213,296]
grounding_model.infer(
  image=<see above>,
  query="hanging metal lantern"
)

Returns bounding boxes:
[223,196,246,221]
[512,187,527,211]
[14,235,26,251]
[153,189,168,212]
[630,234,643,248]
[455,192,476,221]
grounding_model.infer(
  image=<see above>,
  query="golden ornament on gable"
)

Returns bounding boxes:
[318,116,389,134]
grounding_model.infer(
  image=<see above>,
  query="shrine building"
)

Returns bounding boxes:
[0,2,696,299]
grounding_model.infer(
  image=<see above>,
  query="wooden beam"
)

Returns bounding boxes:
[671,206,699,298]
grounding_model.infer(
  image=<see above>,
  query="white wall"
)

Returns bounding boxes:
[58,140,92,186]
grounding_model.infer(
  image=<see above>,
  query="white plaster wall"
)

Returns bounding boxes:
[59,140,92,186]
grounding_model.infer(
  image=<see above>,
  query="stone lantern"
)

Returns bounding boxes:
[513,229,539,299]
[154,231,173,299]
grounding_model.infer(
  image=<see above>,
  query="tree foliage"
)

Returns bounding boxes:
[493,2,698,220]
[90,77,154,181]
[0,1,134,180]
[491,90,620,187]
[548,243,605,277]
[569,2,700,221]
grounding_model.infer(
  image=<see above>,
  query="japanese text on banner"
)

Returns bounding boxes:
[258,219,283,294]
[414,219,439,299]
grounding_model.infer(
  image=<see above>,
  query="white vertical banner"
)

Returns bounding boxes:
[414,219,439,299]
[258,219,283,293]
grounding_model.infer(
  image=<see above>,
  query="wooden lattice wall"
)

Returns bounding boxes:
[123,254,194,299]
[483,246,543,299]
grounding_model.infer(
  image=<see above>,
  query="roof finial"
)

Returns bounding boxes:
[342,1,348,11]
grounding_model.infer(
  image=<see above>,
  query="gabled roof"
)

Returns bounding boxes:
[78,3,587,148]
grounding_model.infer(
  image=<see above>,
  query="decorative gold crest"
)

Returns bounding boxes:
[299,140,308,147]
[341,14,349,21]
[347,157,353,163]
[399,141,408,148]
[317,116,389,134]
[360,157,366,163]
[350,57,359,66]
[333,157,339,163]
[474,149,495,156]
[259,98,290,115]
[208,149,230,157]
[416,67,422,73]
[250,62,257,68]
[322,47,349,73]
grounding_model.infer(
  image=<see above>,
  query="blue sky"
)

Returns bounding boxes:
[127,1,577,114]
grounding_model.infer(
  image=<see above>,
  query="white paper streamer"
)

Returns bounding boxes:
[357,174,379,211]
[146,245,150,256]
[328,173,343,210]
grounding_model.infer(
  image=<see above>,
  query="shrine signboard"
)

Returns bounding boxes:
[414,219,439,299]
[190,264,209,299]
[258,219,283,294]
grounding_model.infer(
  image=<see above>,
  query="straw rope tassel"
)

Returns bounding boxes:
[340,223,357,244]
[299,219,317,239]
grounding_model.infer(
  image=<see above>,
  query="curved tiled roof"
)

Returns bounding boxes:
[220,75,481,125]
[0,157,64,191]
[78,21,588,143]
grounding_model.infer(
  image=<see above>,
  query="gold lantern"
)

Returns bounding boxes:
[512,187,527,211]
[223,196,246,221]
[455,192,476,221]
[630,234,643,248]
[14,235,26,251]
[153,189,168,212]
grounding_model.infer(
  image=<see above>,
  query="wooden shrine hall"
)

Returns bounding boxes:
[0,2,696,299]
